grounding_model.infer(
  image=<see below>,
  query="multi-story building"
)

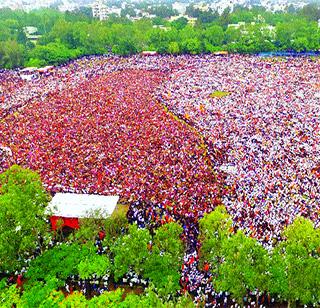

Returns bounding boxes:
[172,2,188,15]
[92,0,108,20]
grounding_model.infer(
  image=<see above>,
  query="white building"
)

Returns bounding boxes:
[170,14,197,26]
[59,1,77,12]
[109,7,121,16]
[172,2,188,15]
[92,0,108,21]
[193,3,210,12]
[209,0,248,14]
[228,22,246,29]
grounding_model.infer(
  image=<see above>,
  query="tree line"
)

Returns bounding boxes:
[0,4,320,69]
[0,165,319,306]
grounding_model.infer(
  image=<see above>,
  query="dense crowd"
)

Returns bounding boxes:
[158,54,320,248]
[0,55,178,119]
[1,54,319,305]
[0,55,222,215]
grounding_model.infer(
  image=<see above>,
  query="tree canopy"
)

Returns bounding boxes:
[0,165,50,272]
[0,166,319,306]
[0,5,319,68]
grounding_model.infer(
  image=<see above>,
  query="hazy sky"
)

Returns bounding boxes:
[1,0,319,7]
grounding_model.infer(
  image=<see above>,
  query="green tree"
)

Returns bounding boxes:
[292,37,309,52]
[143,222,184,297]
[20,278,60,308]
[39,290,65,308]
[148,5,177,19]
[0,165,50,272]
[78,254,112,280]
[171,17,188,30]
[252,24,275,52]
[224,26,241,52]
[199,205,232,271]
[88,288,124,307]
[121,6,136,18]
[50,19,80,49]
[217,231,270,304]
[275,23,294,50]
[122,286,165,307]
[76,22,111,54]
[0,280,21,308]
[27,42,81,66]
[298,3,320,22]
[219,7,231,29]
[103,206,129,246]
[167,41,180,54]
[270,217,320,306]
[182,38,202,54]
[0,40,24,68]
[59,291,87,308]
[74,210,107,243]
[111,224,151,281]
[147,28,170,53]
[25,243,91,285]
[122,285,194,307]
[203,25,224,46]
[112,38,138,56]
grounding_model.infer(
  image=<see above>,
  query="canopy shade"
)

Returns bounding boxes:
[47,193,119,219]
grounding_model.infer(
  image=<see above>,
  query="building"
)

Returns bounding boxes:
[153,25,171,31]
[172,2,188,15]
[228,22,246,29]
[193,3,210,12]
[47,193,119,230]
[58,1,77,12]
[109,7,121,16]
[23,26,41,44]
[92,0,108,21]
[170,14,197,26]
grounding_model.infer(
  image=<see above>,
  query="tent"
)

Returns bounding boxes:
[20,67,38,72]
[47,193,119,230]
[38,66,54,74]
[20,67,38,81]
[213,51,228,56]
[141,51,158,56]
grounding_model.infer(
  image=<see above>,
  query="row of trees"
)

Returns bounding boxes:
[0,166,319,306]
[4,221,185,307]
[199,206,320,306]
[0,285,194,307]
[186,3,320,26]
[0,5,320,69]
[0,166,189,307]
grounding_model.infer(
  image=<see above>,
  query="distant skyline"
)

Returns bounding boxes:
[0,0,319,13]
[1,0,319,5]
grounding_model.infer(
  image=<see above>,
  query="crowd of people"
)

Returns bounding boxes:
[1,54,319,305]
[0,55,223,215]
[157,54,320,248]
[0,55,176,119]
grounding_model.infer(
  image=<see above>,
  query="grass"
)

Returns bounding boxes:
[112,203,129,219]
[210,90,231,98]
